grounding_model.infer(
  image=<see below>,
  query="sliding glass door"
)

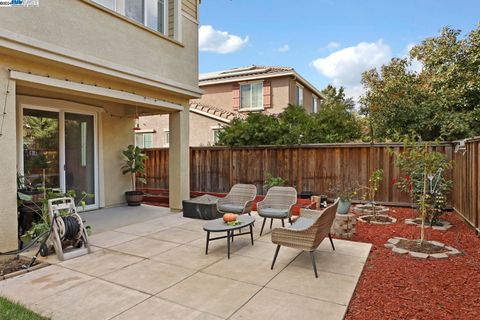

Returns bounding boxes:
[21,107,98,209]
[65,113,95,206]
[22,109,60,189]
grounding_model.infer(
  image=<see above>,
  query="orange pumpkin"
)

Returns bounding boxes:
[223,213,237,222]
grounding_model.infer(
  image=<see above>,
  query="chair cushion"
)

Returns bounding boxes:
[289,217,314,230]
[218,203,244,213]
[258,207,289,218]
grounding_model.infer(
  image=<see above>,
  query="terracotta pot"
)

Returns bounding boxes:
[125,191,144,206]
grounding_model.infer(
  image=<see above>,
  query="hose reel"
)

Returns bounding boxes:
[43,197,92,261]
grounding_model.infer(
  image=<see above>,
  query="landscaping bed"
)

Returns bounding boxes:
[0,257,46,281]
[345,207,480,320]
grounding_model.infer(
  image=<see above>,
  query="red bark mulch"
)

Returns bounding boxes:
[345,207,480,320]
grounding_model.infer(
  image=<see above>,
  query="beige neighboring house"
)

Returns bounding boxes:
[138,65,325,147]
[0,0,200,252]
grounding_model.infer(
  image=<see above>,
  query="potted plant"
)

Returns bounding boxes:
[329,181,358,214]
[121,145,148,206]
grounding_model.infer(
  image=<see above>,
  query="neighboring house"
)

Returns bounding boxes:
[139,65,324,146]
[0,0,200,252]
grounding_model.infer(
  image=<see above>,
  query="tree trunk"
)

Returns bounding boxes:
[420,151,428,243]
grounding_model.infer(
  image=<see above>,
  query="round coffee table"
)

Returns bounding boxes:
[203,215,255,259]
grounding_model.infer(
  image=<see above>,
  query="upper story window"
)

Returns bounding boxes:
[296,84,304,106]
[93,0,179,40]
[312,95,318,113]
[95,0,115,10]
[135,132,154,148]
[240,82,263,110]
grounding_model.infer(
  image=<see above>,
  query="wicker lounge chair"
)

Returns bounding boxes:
[270,199,339,278]
[217,184,257,215]
[257,186,297,236]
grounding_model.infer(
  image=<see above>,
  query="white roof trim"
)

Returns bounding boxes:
[190,107,231,124]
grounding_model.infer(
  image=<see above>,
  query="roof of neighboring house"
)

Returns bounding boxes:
[199,65,325,99]
[190,100,247,123]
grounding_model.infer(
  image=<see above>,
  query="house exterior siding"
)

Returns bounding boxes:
[140,112,224,147]
[0,0,200,252]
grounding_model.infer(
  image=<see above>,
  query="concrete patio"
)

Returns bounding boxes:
[1,205,371,320]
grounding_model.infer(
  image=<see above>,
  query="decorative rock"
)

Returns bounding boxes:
[429,240,445,248]
[409,251,429,259]
[387,238,400,245]
[392,247,409,254]
[430,253,449,259]
[352,204,390,216]
[446,249,463,256]
[384,238,461,260]
[333,213,357,238]
[357,214,397,225]
[404,218,453,231]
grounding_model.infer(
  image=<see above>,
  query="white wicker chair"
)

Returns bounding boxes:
[257,186,297,236]
[271,200,339,278]
[217,184,257,215]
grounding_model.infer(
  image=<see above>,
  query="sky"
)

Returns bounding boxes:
[198,0,480,101]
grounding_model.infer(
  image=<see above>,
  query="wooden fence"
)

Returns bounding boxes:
[144,143,455,207]
[451,137,480,231]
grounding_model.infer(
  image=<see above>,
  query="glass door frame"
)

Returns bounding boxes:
[17,103,99,211]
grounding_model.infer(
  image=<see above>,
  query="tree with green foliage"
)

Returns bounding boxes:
[312,85,364,143]
[361,24,480,141]
[216,85,363,146]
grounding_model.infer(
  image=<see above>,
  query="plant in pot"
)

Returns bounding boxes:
[329,181,358,214]
[121,145,148,206]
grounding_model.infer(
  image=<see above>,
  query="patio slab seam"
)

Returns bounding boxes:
[156,272,264,319]
[226,249,303,319]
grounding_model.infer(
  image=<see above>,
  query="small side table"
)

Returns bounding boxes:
[332,213,356,238]
[203,215,255,259]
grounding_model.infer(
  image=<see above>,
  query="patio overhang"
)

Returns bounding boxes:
[10,70,184,113]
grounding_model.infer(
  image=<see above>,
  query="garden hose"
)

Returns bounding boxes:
[0,229,51,256]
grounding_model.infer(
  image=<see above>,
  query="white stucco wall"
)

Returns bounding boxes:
[0,69,19,252]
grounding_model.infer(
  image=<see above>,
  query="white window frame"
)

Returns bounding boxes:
[164,129,170,146]
[312,95,318,113]
[239,81,264,111]
[211,126,222,144]
[93,0,179,39]
[135,131,154,148]
[296,84,304,106]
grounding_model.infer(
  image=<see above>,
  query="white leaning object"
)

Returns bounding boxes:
[47,197,92,261]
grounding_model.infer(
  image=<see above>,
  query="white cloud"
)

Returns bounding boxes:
[404,43,423,74]
[326,41,341,50]
[199,25,249,54]
[312,40,392,101]
[277,44,290,52]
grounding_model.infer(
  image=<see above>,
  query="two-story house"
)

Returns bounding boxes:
[0,0,200,252]
[138,65,324,147]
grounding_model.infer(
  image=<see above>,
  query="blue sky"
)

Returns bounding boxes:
[198,0,479,100]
